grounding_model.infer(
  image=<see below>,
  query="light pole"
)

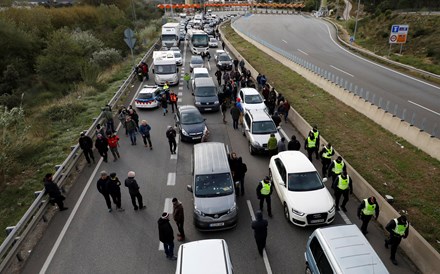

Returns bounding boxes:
[353,0,361,41]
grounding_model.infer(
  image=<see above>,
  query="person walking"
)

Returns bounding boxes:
[172,198,185,241]
[108,172,124,211]
[78,131,95,165]
[385,213,409,265]
[310,125,320,159]
[251,211,268,256]
[222,40,225,50]
[166,126,177,154]
[230,103,241,130]
[97,171,112,212]
[235,158,247,196]
[256,176,273,217]
[327,156,347,183]
[267,133,278,157]
[125,116,137,145]
[43,173,67,211]
[107,132,120,162]
[282,100,290,122]
[221,101,227,124]
[287,135,301,151]
[128,108,139,129]
[102,105,115,133]
[95,134,109,163]
[319,143,334,176]
[169,90,178,113]
[332,171,353,212]
[277,137,287,153]
[139,120,153,149]
[215,69,222,86]
[160,94,168,116]
[357,196,379,235]
[304,131,317,162]
[271,112,282,128]
[158,212,177,260]
[95,124,106,137]
[183,72,190,89]
[124,171,146,211]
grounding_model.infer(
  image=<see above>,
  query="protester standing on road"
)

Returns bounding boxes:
[222,40,225,50]
[166,126,177,154]
[357,196,379,235]
[97,171,112,212]
[271,112,282,127]
[304,131,317,162]
[125,116,137,146]
[95,124,106,137]
[172,198,185,241]
[221,101,227,124]
[251,211,268,256]
[215,69,222,85]
[128,108,139,129]
[139,120,153,149]
[183,73,190,89]
[267,133,278,157]
[160,94,169,116]
[43,173,67,211]
[385,213,409,265]
[277,137,287,153]
[125,171,146,211]
[332,171,353,212]
[95,134,109,163]
[230,103,241,130]
[327,156,347,182]
[107,132,120,162]
[169,90,178,113]
[319,143,334,176]
[282,100,290,122]
[79,131,95,165]
[108,172,124,212]
[257,176,273,217]
[158,212,177,260]
[287,135,301,151]
[235,158,247,196]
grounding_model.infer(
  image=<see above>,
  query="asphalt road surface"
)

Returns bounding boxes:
[22,32,419,274]
[233,14,440,136]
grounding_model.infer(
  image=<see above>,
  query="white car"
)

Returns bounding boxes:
[269,151,335,227]
[237,88,266,112]
[173,51,183,66]
[134,85,163,109]
[191,67,210,91]
[214,50,226,62]
[208,37,218,48]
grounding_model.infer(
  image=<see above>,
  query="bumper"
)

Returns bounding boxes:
[196,104,220,112]
[290,212,335,227]
[135,101,159,109]
[217,64,233,70]
[180,132,204,142]
[193,212,238,231]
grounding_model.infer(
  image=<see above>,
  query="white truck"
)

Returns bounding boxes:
[152,51,179,86]
[161,23,180,49]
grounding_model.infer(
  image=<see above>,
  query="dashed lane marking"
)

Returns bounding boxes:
[167,172,176,186]
[330,65,354,78]
[178,92,183,96]
[339,210,352,224]
[297,49,308,56]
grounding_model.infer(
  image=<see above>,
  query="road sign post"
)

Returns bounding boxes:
[124,28,137,68]
[389,24,409,55]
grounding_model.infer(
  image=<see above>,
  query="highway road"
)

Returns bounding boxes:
[21,30,418,274]
[233,14,440,136]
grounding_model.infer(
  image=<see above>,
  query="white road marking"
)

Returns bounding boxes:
[339,211,352,224]
[330,65,354,77]
[159,242,164,250]
[167,172,176,186]
[279,128,289,140]
[178,98,182,102]
[163,198,173,214]
[282,39,288,44]
[207,62,211,71]
[246,200,273,274]
[179,86,183,90]
[297,49,308,56]
[408,100,440,116]
[178,92,183,96]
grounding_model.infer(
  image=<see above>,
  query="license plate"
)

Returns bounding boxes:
[310,219,324,224]
[209,222,224,227]
[204,108,212,111]
[193,137,201,140]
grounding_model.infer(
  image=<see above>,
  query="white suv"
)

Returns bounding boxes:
[243,109,281,155]
[237,88,266,112]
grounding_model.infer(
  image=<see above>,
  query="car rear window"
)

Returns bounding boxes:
[138,93,153,99]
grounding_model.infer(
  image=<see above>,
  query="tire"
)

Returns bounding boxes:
[249,142,255,155]
[284,203,290,222]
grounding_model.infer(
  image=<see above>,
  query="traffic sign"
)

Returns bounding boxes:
[389,24,409,44]
[124,28,136,49]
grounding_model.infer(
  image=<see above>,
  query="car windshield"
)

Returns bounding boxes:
[154,64,176,74]
[174,52,182,58]
[181,111,204,124]
[194,72,209,79]
[191,57,203,64]
[191,34,209,47]
[195,173,234,197]
[137,93,153,99]
[251,121,277,134]
[218,55,231,62]
[162,34,176,41]
[244,94,263,104]
[210,38,217,42]
[288,172,324,191]
[195,87,216,97]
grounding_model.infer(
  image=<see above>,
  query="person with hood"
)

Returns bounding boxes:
[166,126,177,154]
[385,213,409,265]
[252,211,268,255]
[102,105,115,133]
[256,176,274,217]
[43,173,67,211]
[108,172,124,212]
[230,103,241,130]
[78,131,95,165]
[287,135,301,151]
[277,137,287,153]
[95,134,109,163]
[172,198,185,241]
[158,212,177,260]
[160,94,168,116]
[267,133,278,157]
[124,171,145,211]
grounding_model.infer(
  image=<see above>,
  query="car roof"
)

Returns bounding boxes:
[215,50,225,55]
[139,85,159,93]
[240,88,259,95]
[246,109,271,121]
[193,68,209,74]
[191,55,203,61]
[194,77,215,86]
[194,142,230,174]
[276,151,318,173]
[178,105,199,112]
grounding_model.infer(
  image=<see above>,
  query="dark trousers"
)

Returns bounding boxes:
[386,234,402,260]
[360,213,373,234]
[330,172,341,183]
[101,192,111,209]
[216,77,221,85]
[176,221,185,237]
[106,119,115,133]
[255,236,267,255]
[110,147,120,160]
[128,130,136,145]
[51,196,65,210]
[163,241,174,258]
[142,134,152,147]
[129,192,143,210]
[259,195,272,215]
[170,102,177,113]
[232,118,239,129]
[306,147,315,162]
[239,177,245,195]
[168,139,177,153]
[109,190,122,209]
[82,149,95,164]
[321,158,331,176]
[334,188,349,208]
[98,150,108,162]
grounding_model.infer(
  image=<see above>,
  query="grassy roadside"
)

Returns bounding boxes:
[223,23,440,252]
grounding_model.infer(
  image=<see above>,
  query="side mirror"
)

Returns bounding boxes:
[322,177,328,183]
[187,185,193,193]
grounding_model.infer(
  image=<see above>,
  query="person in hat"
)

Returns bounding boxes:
[385,213,409,265]
[43,173,67,211]
[326,156,347,183]
[158,212,177,260]
[124,171,145,211]
[252,211,268,255]
[172,198,185,241]
[95,133,109,163]
[256,176,273,217]
[78,131,95,165]
[357,196,380,235]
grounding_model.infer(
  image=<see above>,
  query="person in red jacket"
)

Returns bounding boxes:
[107,132,120,161]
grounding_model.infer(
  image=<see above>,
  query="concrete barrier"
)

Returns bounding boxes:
[221,21,440,274]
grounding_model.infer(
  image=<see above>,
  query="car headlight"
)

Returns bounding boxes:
[227,203,237,214]
[194,207,205,216]
[181,128,189,136]
[195,101,201,105]
[292,208,305,216]
[328,205,335,214]
[251,140,261,148]
[214,100,219,104]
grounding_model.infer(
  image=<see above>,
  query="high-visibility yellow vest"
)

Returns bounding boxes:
[260,181,271,195]
[307,137,316,148]
[337,175,349,190]
[164,84,169,90]
[362,199,376,215]
[393,219,408,236]
[322,146,333,159]
[332,160,344,174]
[313,130,319,139]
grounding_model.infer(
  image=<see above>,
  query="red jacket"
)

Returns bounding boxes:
[107,135,119,148]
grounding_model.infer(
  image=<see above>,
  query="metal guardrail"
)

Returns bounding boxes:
[0,38,160,272]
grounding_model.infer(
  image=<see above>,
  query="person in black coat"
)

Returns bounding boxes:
[158,212,176,260]
[385,214,409,265]
[78,132,95,164]
[43,173,67,211]
[125,171,145,210]
[108,172,124,211]
[166,126,177,154]
[256,176,274,217]
[97,171,112,212]
[287,135,301,151]
[357,196,379,235]
[95,134,108,163]
[252,211,268,255]
[235,158,247,196]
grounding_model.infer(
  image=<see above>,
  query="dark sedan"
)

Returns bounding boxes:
[174,105,209,142]
[216,53,233,71]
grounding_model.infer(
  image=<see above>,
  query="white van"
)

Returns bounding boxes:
[305,224,389,274]
[152,51,179,86]
[175,239,233,274]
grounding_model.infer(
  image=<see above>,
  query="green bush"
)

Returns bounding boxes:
[45,102,87,122]
[91,48,122,68]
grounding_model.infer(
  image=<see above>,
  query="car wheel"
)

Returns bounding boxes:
[305,266,312,274]
[284,203,290,222]
[249,142,255,155]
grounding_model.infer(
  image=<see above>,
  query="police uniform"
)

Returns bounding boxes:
[332,174,352,212]
[319,145,334,176]
[357,197,379,234]
[256,178,273,217]
[385,216,409,265]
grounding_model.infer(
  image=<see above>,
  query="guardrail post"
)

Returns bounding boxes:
[70,145,76,151]
[6,226,15,236]
[55,165,62,171]
[34,191,42,198]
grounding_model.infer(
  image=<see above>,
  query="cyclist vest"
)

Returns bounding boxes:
[393,219,408,236]
[332,161,344,174]
[307,137,316,148]
[260,181,271,195]
[362,199,376,215]
[322,146,333,159]
[337,175,349,190]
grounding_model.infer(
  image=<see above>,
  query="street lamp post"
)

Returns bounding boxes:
[353,0,361,41]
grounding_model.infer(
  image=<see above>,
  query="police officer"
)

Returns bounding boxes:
[357,196,379,235]
[319,143,334,176]
[327,156,347,183]
[304,131,317,162]
[256,176,273,217]
[385,213,409,265]
[310,125,320,159]
[332,171,353,212]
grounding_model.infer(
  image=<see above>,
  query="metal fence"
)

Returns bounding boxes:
[0,38,159,272]
[231,21,438,137]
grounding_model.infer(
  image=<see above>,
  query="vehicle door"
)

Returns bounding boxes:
[273,158,287,202]
[174,109,181,131]
[239,90,245,107]
[243,113,251,140]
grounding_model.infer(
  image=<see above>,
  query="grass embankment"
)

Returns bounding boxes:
[223,23,440,252]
